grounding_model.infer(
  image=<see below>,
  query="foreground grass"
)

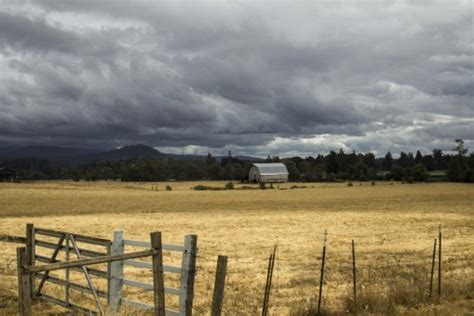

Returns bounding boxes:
[0,181,473,314]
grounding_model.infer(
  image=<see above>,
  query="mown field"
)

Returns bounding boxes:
[0,181,473,315]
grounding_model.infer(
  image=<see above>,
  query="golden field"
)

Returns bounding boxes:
[0,181,473,315]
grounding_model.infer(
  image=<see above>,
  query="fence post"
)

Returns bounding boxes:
[438,225,442,301]
[317,229,328,315]
[429,238,437,299]
[211,255,228,316]
[17,247,32,316]
[151,232,166,316]
[25,223,35,298]
[352,240,356,306]
[262,245,277,316]
[109,230,124,315]
[180,234,198,316]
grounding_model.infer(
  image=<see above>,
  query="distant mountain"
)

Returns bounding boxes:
[81,144,161,162]
[0,145,101,161]
[0,144,263,164]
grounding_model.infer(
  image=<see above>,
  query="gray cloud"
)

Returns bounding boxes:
[0,1,472,156]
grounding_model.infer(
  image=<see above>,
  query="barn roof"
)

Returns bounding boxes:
[252,163,289,175]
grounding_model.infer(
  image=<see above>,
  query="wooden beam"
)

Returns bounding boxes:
[0,234,27,244]
[25,249,153,273]
[17,247,32,316]
[151,232,166,316]
[211,256,228,316]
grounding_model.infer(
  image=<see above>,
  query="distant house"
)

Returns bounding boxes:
[0,167,17,182]
[248,163,289,183]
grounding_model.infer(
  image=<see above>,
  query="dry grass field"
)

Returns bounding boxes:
[0,181,473,315]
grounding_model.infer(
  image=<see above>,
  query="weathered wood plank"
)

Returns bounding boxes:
[35,255,107,278]
[0,234,27,244]
[211,255,228,316]
[25,224,35,300]
[124,259,181,273]
[110,230,124,315]
[35,228,111,246]
[180,235,198,316]
[35,274,108,299]
[36,239,106,257]
[26,249,153,273]
[151,232,166,316]
[17,247,32,316]
[122,278,180,295]
[124,239,185,252]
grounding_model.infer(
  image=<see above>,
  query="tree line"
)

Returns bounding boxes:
[2,139,473,183]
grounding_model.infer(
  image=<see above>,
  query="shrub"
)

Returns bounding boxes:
[259,182,266,190]
[225,182,234,190]
[406,176,414,184]
[371,181,376,186]
[165,185,172,191]
[347,182,353,187]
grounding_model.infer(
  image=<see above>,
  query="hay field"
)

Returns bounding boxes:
[0,181,473,315]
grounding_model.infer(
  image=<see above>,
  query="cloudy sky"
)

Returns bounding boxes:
[0,1,472,157]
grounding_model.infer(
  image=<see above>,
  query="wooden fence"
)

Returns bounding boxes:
[1,224,214,316]
[110,230,197,315]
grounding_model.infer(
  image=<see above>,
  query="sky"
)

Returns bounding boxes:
[0,1,472,157]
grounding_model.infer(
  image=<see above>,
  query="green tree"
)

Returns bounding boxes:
[382,151,393,171]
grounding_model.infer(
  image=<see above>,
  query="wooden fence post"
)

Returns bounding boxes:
[352,240,356,306]
[438,226,442,301]
[25,223,35,298]
[151,232,165,316]
[429,239,437,299]
[109,230,124,314]
[317,229,328,315]
[211,255,228,316]
[180,235,198,316]
[17,247,32,316]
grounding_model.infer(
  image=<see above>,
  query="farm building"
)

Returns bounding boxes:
[0,167,17,182]
[249,163,289,183]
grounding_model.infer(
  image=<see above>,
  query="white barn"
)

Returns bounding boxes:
[248,163,289,183]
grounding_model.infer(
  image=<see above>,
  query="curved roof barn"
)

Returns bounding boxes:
[249,163,289,183]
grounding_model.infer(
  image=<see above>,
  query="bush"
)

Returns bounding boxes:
[406,176,414,184]
[193,185,224,191]
[371,181,376,186]
[165,185,172,191]
[347,182,353,187]
[259,182,266,190]
[225,182,234,190]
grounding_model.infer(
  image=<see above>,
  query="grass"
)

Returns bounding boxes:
[0,181,473,314]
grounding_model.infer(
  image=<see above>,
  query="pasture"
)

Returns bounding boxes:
[0,181,473,314]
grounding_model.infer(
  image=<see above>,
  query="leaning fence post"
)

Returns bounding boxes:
[17,247,32,316]
[25,223,35,298]
[151,232,166,316]
[262,245,277,316]
[317,229,328,315]
[109,230,124,314]
[352,240,356,306]
[429,238,437,299]
[180,234,198,316]
[438,225,442,301]
[211,255,228,316]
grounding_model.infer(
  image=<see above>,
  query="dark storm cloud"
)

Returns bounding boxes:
[0,1,472,156]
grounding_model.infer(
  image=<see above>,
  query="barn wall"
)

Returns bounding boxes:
[260,174,288,183]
